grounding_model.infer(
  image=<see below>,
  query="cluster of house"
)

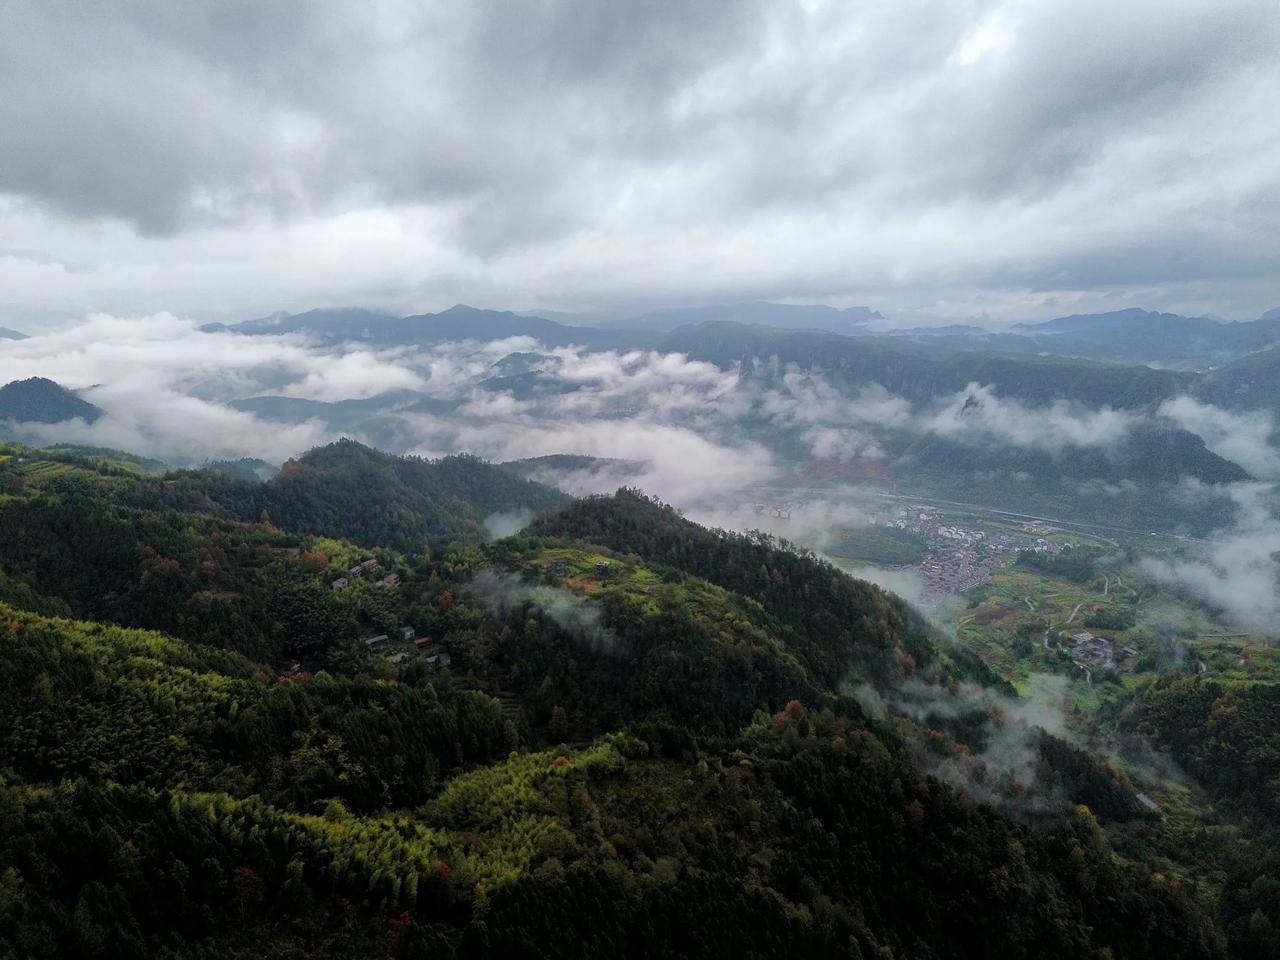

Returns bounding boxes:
[885,511,1067,598]
[362,624,451,671]
[1066,630,1141,669]
[331,558,400,590]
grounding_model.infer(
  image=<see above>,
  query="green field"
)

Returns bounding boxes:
[825,525,927,564]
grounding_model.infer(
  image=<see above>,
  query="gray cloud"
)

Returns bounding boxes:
[1140,482,1280,638]
[1158,396,1280,479]
[469,569,620,654]
[6,313,1275,493]
[1,1,1279,324]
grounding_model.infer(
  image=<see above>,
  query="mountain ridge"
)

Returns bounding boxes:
[0,377,102,424]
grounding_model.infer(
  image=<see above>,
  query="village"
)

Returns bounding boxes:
[884,508,1067,596]
[362,624,452,672]
[330,557,453,672]
[1053,629,1141,675]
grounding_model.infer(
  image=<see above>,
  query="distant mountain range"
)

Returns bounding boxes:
[1196,345,1280,416]
[603,301,883,333]
[1006,308,1280,365]
[0,377,101,424]
[0,326,27,341]
[230,390,455,430]
[212,301,1280,368]
[208,305,635,350]
[656,321,1194,407]
[229,390,458,453]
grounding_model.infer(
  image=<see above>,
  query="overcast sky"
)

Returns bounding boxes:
[2,0,1278,330]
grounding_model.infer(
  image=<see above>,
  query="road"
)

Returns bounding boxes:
[745,485,1135,545]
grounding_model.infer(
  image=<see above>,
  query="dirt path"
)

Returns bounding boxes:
[1066,602,1084,624]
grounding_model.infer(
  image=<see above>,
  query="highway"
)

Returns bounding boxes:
[742,484,1152,546]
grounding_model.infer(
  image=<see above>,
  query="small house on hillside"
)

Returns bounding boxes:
[364,634,389,651]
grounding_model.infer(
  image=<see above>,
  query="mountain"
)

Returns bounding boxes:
[0,377,102,423]
[1016,307,1213,336]
[0,326,27,340]
[228,391,460,453]
[228,306,399,337]
[0,460,1228,959]
[617,300,882,334]
[1196,346,1280,416]
[216,303,1280,367]
[231,390,456,429]
[226,304,636,349]
[1007,308,1280,365]
[865,308,1280,367]
[660,321,1193,407]
[898,424,1249,486]
[258,439,569,550]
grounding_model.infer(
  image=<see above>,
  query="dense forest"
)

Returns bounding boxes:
[107,439,570,552]
[0,444,1242,958]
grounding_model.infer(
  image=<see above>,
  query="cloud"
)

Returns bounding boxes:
[3,313,1275,551]
[469,569,620,654]
[409,413,778,507]
[0,312,433,461]
[1140,482,1280,638]
[482,509,536,540]
[920,382,1141,454]
[687,491,877,552]
[7,382,331,464]
[1158,396,1280,479]
[3,1,1280,325]
[889,676,1073,815]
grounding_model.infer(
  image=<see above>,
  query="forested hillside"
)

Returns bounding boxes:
[0,377,102,424]
[0,447,1231,958]
[105,439,570,552]
[262,440,570,550]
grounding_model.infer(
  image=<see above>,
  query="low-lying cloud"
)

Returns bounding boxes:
[469,569,620,654]
[3,316,1278,568]
[1141,482,1280,639]
[920,383,1141,454]
[1159,395,1280,480]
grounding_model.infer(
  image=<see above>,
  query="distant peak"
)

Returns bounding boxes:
[0,376,103,424]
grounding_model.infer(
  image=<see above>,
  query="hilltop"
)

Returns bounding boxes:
[0,377,102,424]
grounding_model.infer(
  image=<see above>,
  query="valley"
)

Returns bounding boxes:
[4,4,1279,956]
